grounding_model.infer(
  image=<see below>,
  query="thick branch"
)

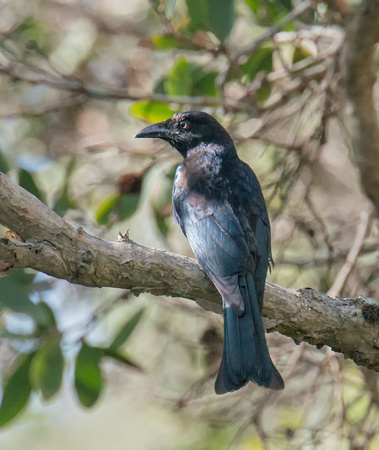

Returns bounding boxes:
[0,171,378,371]
[341,0,379,215]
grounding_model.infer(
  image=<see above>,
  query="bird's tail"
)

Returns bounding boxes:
[214,272,284,394]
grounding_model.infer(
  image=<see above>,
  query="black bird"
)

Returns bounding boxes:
[135,111,284,394]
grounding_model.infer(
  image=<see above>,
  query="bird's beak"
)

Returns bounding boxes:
[135,121,170,140]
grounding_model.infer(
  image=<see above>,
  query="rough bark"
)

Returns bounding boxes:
[1,171,378,371]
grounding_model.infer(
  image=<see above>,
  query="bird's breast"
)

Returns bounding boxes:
[177,154,229,201]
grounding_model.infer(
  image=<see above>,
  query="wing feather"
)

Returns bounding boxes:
[173,185,249,315]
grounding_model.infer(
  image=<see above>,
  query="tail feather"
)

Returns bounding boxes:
[215,273,284,394]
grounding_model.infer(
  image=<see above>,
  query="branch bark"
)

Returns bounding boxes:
[341,0,379,215]
[0,171,378,371]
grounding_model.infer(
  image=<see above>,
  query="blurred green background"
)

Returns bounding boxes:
[0,0,378,448]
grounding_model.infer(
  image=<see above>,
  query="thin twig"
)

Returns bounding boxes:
[0,62,254,113]
[275,243,378,268]
[234,1,314,60]
[327,208,373,297]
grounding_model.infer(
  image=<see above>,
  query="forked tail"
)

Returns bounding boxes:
[215,272,284,394]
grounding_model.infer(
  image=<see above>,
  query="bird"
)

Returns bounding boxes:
[135,111,284,394]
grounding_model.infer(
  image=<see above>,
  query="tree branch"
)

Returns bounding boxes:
[0,171,378,371]
[341,0,379,215]
[0,62,253,114]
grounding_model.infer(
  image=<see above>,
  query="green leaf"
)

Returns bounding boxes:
[75,342,103,408]
[95,193,120,225]
[110,309,145,351]
[346,393,371,424]
[186,0,209,32]
[150,0,160,12]
[155,215,170,237]
[35,301,58,331]
[241,45,273,81]
[102,348,142,371]
[245,0,259,14]
[95,192,141,225]
[194,71,218,96]
[18,169,44,202]
[186,0,235,42]
[256,84,271,103]
[151,34,178,50]
[165,57,193,96]
[0,151,9,173]
[130,100,176,123]
[292,41,316,64]
[15,17,48,49]
[1,267,35,289]
[245,0,293,26]
[0,270,54,328]
[162,60,219,97]
[119,193,140,220]
[30,339,64,400]
[267,0,293,24]
[208,0,235,42]
[0,353,34,427]
[53,184,76,216]
[277,0,293,14]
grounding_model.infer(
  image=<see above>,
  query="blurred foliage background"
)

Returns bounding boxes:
[0,0,378,448]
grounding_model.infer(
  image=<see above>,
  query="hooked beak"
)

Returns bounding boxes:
[135,121,170,140]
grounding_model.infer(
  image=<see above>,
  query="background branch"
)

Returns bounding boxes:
[327,209,373,297]
[341,0,379,215]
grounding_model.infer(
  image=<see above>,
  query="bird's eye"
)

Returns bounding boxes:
[179,121,189,131]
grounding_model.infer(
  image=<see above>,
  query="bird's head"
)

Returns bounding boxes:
[135,111,235,158]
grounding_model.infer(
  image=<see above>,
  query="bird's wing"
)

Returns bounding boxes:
[173,187,249,316]
[233,162,272,312]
